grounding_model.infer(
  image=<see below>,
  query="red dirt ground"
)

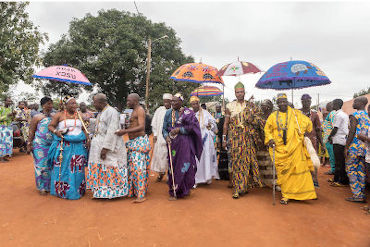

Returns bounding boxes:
[1,149,369,247]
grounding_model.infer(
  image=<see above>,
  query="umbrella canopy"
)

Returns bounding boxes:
[170,63,223,84]
[217,61,261,77]
[255,60,330,90]
[33,65,92,86]
[190,85,223,97]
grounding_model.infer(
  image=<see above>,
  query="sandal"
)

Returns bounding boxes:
[330,182,347,187]
[327,178,334,183]
[232,192,239,199]
[345,197,366,203]
[280,198,289,205]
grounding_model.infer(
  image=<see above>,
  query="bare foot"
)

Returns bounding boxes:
[39,190,48,196]
[168,196,177,201]
[133,198,147,203]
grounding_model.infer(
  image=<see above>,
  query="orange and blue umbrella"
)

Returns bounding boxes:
[255,60,330,90]
[190,85,223,97]
[170,63,224,84]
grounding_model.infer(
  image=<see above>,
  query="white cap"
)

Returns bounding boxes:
[163,93,173,100]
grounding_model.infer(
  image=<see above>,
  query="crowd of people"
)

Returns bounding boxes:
[0,83,369,204]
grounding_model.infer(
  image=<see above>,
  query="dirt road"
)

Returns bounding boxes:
[0,150,369,247]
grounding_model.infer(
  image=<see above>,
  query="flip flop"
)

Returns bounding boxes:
[345,197,366,203]
[280,198,289,205]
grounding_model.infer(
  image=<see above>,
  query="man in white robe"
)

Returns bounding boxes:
[190,96,219,186]
[151,93,172,182]
[87,93,128,199]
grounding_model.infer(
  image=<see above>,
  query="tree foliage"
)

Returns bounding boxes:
[0,2,48,91]
[42,9,196,112]
[353,86,370,98]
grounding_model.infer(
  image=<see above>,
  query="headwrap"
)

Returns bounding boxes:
[163,93,173,100]
[173,93,184,101]
[189,96,200,103]
[63,96,74,105]
[234,81,245,89]
[301,94,312,100]
[277,93,287,100]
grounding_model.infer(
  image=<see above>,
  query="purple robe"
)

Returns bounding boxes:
[163,107,202,198]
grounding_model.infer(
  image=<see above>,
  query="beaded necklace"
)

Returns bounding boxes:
[94,105,109,136]
[276,108,289,145]
[64,110,77,131]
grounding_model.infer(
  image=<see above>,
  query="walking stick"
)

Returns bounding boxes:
[168,143,177,199]
[272,144,276,206]
[57,136,64,197]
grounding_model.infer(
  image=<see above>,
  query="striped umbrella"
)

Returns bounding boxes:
[190,85,223,97]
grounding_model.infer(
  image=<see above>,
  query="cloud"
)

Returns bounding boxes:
[25,1,370,105]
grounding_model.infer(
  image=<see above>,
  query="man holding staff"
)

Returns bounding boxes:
[264,93,317,205]
[162,93,202,200]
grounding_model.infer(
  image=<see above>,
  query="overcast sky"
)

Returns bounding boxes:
[22,1,370,107]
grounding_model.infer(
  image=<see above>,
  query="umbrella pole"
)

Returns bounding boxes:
[291,89,293,105]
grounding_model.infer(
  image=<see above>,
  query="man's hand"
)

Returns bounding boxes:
[85,138,91,150]
[100,148,108,160]
[344,146,349,159]
[153,136,157,145]
[27,143,33,154]
[165,136,171,144]
[169,128,180,136]
[268,139,276,148]
[328,136,333,145]
[115,129,126,136]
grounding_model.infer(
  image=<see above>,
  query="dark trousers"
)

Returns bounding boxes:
[333,144,349,184]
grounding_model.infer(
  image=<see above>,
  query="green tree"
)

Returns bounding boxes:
[42,9,196,112]
[0,2,48,91]
[353,86,370,98]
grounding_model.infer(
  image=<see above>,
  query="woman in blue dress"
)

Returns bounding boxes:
[27,97,54,195]
[47,96,89,200]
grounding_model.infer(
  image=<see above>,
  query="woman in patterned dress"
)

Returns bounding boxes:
[27,97,54,195]
[47,96,89,200]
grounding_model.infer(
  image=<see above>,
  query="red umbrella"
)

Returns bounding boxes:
[217,61,261,77]
[217,60,262,108]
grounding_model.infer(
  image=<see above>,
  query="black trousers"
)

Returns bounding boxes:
[333,144,349,185]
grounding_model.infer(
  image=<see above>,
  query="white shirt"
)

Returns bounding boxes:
[332,109,349,146]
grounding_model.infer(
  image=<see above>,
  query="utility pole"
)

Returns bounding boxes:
[145,38,152,111]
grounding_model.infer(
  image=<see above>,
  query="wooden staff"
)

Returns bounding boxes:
[168,143,177,199]
[272,144,276,206]
[57,137,64,197]
[76,111,89,135]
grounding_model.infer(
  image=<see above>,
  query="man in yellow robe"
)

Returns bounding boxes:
[264,93,317,205]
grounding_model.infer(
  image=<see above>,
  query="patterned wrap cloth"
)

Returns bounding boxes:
[345,110,370,200]
[227,101,264,194]
[48,129,88,200]
[32,117,53,192]
[126,135,151,199]
[0,106,13,157]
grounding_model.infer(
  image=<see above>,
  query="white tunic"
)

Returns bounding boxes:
[151,106,169,173]
[195,109,219,184]
[88,106,127,168]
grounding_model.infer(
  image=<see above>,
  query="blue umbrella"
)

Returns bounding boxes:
[255,60,331,90]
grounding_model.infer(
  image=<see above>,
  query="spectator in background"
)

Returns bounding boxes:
[328,99,349,187]
[344,96,369,203]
